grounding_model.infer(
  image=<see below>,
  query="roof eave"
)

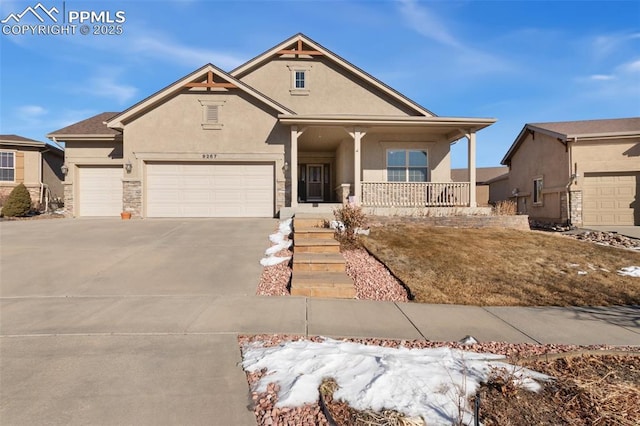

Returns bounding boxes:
[278,114,496,128]
[47,133,120,142]
[107,64,293,129]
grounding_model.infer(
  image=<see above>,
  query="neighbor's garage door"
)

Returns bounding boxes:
[583,172,639,225]
[146,163,274,217]
[78,166,123,216]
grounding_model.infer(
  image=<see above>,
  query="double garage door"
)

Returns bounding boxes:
[146,163,274,217]
[583,172,639,226]
[77,163,274,217]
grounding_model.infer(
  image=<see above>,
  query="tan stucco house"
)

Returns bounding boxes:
[0,134,64,209]
[501,118,640,226]
[47,34,495,218]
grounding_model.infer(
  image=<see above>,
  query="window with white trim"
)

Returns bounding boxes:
[0,151,15,182]
[287,65,311,95]
[386,150,428,182]
[533,177,543,205]
[198,99,225,130]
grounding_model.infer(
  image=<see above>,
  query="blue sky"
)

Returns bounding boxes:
[1,0,638,168]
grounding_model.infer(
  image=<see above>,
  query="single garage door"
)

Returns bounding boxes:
[78,166,123,216]
[146,163,274,217]
[583,172,639,225]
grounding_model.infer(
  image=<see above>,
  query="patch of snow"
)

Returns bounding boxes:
[567,263,580,268]
[242,338,551,425]
[617,266,640,277]
[329,220,345,232]
[578,271,588,275]
[261,219,293,265]
[355,227,370,236]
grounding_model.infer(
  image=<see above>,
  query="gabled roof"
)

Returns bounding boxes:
[1,134,64,155]
[47,112,121,141]
[501,117,640,165]
[106,64,294,129]
[231,33,435,117]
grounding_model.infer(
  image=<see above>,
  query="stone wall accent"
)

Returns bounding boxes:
[569,190,582,227]
[123,180,142,217]
[369,214,531,231]
[63,184,73,216]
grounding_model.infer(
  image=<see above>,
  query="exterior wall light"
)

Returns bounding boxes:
[61,164,69,175]
[125,161,132,173]
[282,161,289,172]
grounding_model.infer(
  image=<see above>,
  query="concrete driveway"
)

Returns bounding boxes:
[584,225,640,239]
[1,218,276,425]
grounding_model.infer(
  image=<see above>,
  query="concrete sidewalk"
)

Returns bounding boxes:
[2,295,638,425]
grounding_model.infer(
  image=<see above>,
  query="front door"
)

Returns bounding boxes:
[306,164,323,201]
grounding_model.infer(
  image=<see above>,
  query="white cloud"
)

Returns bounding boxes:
[395,0,513,76]
[129,35,245,70]
[592,32,640,59]
[589,74,615,81]
[17,105,47,118]
[396,0,461,48]
[619,59,640,74]
[88,76,137,104]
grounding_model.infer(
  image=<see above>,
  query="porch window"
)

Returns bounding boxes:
[0,152,15,181]
[386,150,428,182]
[533,176,543,205]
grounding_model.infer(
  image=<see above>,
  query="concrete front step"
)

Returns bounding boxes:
[294,228,336,240]
[293,253,346,272]
[290,271,356,298]
[294,238,341,254]
[294,218,328,230]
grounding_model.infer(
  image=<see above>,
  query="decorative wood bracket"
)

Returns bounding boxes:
[184,71,238,90]
[277,39,323,57]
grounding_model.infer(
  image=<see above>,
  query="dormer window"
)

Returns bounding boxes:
[288,65,311,95]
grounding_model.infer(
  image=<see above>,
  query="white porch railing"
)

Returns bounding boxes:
[361,182,471,207]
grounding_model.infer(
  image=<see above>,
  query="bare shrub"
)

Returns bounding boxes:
[333,204,367,248]
[492,200,516,216]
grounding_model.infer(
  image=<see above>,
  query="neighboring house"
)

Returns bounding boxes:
[501,118,640,226]
[47,34,495,218]
[451,166,508,206]
[486,172,511,206]
[0,134,64,208]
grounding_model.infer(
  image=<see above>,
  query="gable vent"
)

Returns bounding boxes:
[206,105,219,123]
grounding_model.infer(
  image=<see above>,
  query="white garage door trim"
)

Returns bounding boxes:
[78,166,123,217]
[583,171,638,226]
[146,162,274,218]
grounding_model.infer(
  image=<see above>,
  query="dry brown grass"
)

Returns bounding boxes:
[363,225,640,306]
[479,353,640,425]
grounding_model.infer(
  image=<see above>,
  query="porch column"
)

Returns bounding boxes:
[467,131,477,208]
[348,128,366,205]
[291,126,299,208]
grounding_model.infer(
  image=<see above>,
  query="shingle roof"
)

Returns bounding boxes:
[48,112,121,136]
[451,166,509,183]
[529,117,640,137]
[501,117,640,165]
[0,134,44,144]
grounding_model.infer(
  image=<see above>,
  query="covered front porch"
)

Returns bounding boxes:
[279,115,496,215]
